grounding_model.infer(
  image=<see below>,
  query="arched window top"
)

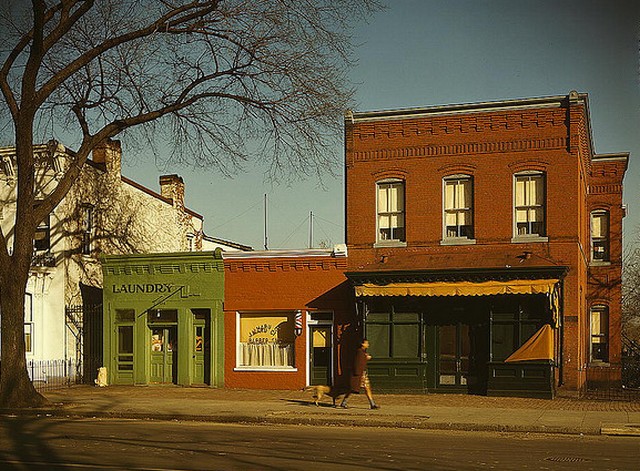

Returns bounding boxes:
[376,176,405,185]
[443,173,473,181]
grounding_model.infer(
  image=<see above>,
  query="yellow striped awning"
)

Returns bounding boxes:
[355,279,561,327]
[354,279,558,297]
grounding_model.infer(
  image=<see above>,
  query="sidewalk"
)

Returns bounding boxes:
[16,385,640,436]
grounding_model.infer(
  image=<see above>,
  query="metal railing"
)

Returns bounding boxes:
[28,359,80,392]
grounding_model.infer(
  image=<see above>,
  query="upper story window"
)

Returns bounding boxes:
[514,173,545,238]
[377,180,405,243]
[443,176,474,240]
[187,233,196,252]
[590,305,609,363]
[591,211,609,262]
[81,204,94,255]
[34,214,50,251]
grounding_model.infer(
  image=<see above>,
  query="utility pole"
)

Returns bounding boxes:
[263,193,268,250]
[309,211,314,248]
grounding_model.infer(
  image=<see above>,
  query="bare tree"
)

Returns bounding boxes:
[0,0,379,408]
[623,228,640,343]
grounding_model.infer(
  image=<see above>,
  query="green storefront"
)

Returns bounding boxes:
[102,251,224,387]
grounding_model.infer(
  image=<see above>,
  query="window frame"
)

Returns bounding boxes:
[81,204,94,256]
[24,293,33,354]
[234,311,298,371]
[365,308,422,360]
[513,172,547,242]
[34,213,51,251]
[375,179,406,246]
[589,305,609,364]
[590,211,610,263]
[442,175,475,244]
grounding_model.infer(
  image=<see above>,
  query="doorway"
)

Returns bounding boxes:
[192,309,211,385]
[307,312,334,386]
[310,325,333,385]
[150,326,177,383]
[437,323,470,388]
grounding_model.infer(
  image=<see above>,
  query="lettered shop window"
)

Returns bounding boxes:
[238,313,295,368]
[377,180,405,242]
[591,211,610,262]
[444,176,474,239]
[590,306,609,363]
[515,173,545,237]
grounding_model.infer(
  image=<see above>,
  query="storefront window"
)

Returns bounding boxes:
[490,297,545,361]
[238,312,295,368]
[366,310,420,359]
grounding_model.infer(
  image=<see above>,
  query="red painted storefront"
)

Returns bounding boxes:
[223,248,355,390]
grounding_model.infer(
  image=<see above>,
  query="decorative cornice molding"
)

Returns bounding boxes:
[349,137,567,164]
[226,257,347,273]
[588,184,623,195]
[352,109,566,139]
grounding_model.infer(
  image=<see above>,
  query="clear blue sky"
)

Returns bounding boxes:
[124,0,640,251]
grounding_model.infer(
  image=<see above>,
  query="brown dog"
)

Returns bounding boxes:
[303,385,348,406]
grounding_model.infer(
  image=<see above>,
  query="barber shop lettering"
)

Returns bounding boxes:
[248,322,286,344]
[112,283,174,294]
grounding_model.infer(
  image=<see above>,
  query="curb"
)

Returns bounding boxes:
[600,424,640,437]
[1,407,604,436]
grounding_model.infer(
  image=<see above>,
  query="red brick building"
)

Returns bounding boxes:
[344,92,628,397]
[223,248,353,389]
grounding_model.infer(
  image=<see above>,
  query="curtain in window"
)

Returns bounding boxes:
[240,342,293,367]
[591,213,607,238]
[445,179,471,234]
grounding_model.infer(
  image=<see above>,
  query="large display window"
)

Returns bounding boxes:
[237,312,295,369]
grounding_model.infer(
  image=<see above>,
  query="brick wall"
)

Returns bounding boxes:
[344,93,627,393]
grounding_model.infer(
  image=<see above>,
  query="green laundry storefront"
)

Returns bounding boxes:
[102,251,224,387]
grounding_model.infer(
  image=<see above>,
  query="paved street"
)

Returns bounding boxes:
[1,417,639,471]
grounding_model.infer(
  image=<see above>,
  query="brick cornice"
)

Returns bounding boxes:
[588,184,623,195]
[349,137,567,164]
[225,257,347,273]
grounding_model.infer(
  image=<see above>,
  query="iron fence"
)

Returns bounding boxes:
[581,335,640,401]
[28,359,80,392]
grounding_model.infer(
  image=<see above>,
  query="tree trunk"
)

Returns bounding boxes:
[0,258,49,408]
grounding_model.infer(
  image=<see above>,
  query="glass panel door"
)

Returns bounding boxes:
[438,323,469,387]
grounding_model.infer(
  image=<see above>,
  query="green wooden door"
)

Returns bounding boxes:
[193,323,205,384]
[150,326,177,383]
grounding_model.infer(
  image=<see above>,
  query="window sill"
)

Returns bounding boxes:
[588,361,610,368]
[233,367,298,372]
[589,261,611,267]
[374,241,407,248]
[440,238,476,246]
[511,236,549,244]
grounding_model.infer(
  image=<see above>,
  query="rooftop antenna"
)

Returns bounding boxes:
[263,193,268,250]
[308,211,314,248]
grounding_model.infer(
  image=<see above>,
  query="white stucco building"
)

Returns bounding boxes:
[0,140,250,381]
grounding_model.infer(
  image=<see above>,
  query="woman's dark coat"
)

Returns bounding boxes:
[349,347,368,393]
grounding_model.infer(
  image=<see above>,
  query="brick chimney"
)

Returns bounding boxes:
[92,139,122,176]
[159,174,185,208]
